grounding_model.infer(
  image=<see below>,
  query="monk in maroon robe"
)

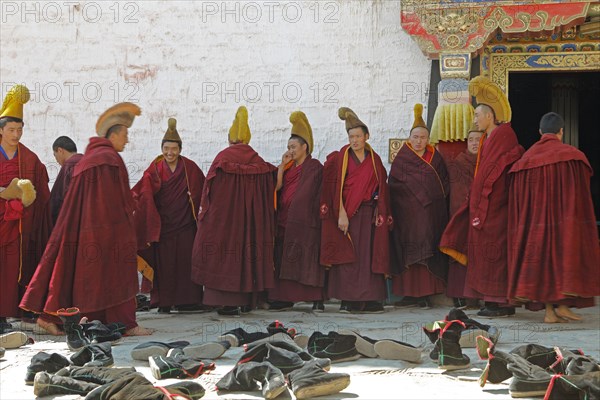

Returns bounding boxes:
[132,118,205,313]
[320,107,392,313]
[50,136,83,225]
[191,106,277,316]
[267,111,325,311]
[0,85,51,333]
[445,127,482,305]
[508,112,599,323]
[20,102,152,336]
[389,106,449,309]
[440,95,524,317]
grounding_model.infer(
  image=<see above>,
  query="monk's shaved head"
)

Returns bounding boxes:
[539,112,564,134]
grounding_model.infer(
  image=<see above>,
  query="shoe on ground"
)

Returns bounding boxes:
[312,301,325,313]
[267,301,294,311]
[0,321,14,334]
[0,331,29,349]
[351,301,384,314]
[289,359,351,400]
[394,297,419,308]
[460,326,500,348]
[374,340,422,363]
[338,329,378,358]
[182,341,231,359]
[418,297,432,310]
[157,306,172,314]
[131,340,190,361]
[477,306,515,318]
[172,304,212,313]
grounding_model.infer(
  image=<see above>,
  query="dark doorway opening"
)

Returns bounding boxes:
[509,71,600,227]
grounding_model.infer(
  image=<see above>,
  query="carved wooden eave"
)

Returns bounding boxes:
[400,0,595,59]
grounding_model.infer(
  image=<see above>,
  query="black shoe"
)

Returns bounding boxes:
[33,371,99,397]
[0,320,14,334]
[435,321,470,371]
[394,296,419,308]
[507,355,552,398]
[131,340,190,361]
[25,352,71,384]
[81,320,122,344]
[157,306,172,314]
[70,342,114,367]
[312,301,325,313]
[453,298,467,309]
[59,366,137,385]
[268,301,294,311]
[216,361,287,399]
[288,359,351,400]
[417,297,432,310]
[351,301,384,314]
[135,294,151,312]
[217,306,241,317]
[339,301,352,313]
[308,332,360,363]
[477,303,515,318]
[173,304,211,313]
[149,353,215,380]
[57,307,90,351]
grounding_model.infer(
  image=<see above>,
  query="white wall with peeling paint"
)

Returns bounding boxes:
[0,0,431,185]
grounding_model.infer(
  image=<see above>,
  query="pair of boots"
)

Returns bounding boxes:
[240,341,331,374]
[217,359,350,399]
[307,331,361,363]
[131,339,230,361]
[57,307,123,351]
[25,342,115,383]
[149,349,216,380]
[477,337,600,399]
[33,366,206,399]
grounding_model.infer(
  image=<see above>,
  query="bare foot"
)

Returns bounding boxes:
[124,325,154,336]
[555,306,583,321]
[36,319,65,336]
[544,311,568,324]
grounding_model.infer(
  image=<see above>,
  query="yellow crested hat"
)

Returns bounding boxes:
[228,106,251,144]
[338,107,368,134]
[289,111,313,154]
[469,76,512,123]
[0,85,30,120]
[163,118,182,142]
[96,102,141,137]
[411,103,428,131]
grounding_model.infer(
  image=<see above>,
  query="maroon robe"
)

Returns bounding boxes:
[50,153,83,225]
[268,157,325,302]
[0,144,51,317]
[132,156,205,307]
[389,144,449,297]
[320,144,391,301]
[440,123,524,302]
[507,135,599,306]
[191,144,277,306]
[445,150,477,298]
[20,138,138,324]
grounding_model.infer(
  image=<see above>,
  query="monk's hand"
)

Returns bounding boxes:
[338,209,349,235]
[280,151,292,167]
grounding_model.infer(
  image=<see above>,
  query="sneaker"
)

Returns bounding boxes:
[268,301,294,311]
[312,301,325,313]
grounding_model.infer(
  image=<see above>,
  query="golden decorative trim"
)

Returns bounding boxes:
[486,51,600,94]
[388,139,407,164]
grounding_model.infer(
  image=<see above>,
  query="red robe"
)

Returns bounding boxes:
[20,138,138,316]
[269,157,325,302]
[440,123,524,302]
[0,144,51,317]
[445,149,477,298]
[50,153,83,224]
[508,135,599,305]
[389,143,449,297]
[320,144,391,301]
[191,144,276,304]
[132,156,205,307]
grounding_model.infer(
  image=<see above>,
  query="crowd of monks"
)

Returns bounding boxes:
[0,76,598,337]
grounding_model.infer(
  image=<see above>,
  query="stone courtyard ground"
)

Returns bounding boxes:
[1,299,599,399]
